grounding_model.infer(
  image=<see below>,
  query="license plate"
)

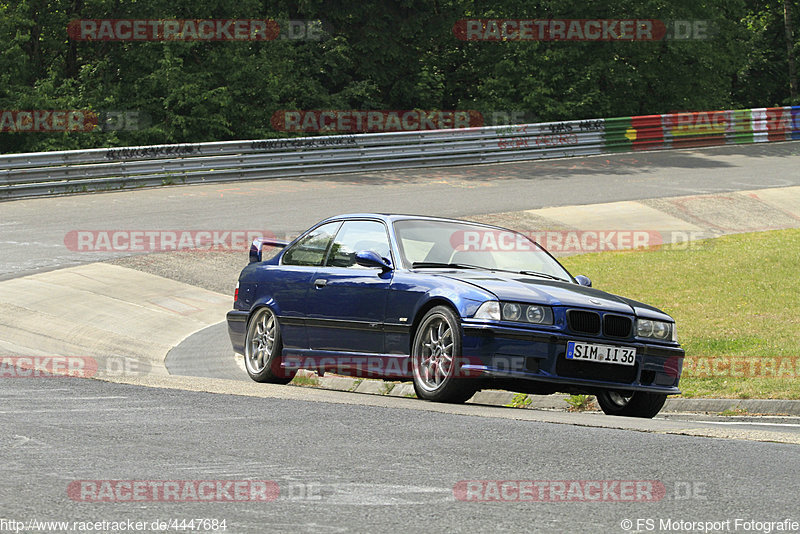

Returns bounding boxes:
[566,341,636,366]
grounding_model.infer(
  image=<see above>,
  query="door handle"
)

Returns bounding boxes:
[314,279,328,289]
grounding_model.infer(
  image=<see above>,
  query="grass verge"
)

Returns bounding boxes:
[560,229,800,399]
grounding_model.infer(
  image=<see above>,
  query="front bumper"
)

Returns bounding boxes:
[461,322,684,395]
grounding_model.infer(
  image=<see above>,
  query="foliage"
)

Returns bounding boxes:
[565,394,596,412]
[1,0,798,153]
[290,372,321,387]
[505,392,532,408]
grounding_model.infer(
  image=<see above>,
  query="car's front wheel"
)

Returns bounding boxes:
[411,306,477,403]
[244,307,295,384]
[596,390,667,418]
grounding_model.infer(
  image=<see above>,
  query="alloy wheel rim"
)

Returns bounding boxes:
[414,316,455,391]
[247,310,275,373]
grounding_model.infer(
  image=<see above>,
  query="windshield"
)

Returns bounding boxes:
[393,219,572,281]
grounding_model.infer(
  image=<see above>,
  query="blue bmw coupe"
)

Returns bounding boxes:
[227,214,684,418]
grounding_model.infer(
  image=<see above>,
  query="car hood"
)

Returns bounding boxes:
[435,271,673,320]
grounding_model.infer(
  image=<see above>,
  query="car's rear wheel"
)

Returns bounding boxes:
[244,307,295,384]
[411,306,477,403]
[596,390,667,418]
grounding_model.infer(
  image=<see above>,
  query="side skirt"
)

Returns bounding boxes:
[280,349,412,379]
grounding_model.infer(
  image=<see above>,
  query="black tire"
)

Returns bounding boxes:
[244,307,295,384]
[411,306,477,403]
[596,390,667,418]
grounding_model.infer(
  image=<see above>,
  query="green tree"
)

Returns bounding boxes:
[0,0,797,154]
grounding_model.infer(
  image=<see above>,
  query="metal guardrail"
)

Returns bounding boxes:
[1,106,798,200]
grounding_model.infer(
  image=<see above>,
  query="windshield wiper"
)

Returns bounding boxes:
[518,270,568,282]
[412,262,482,269]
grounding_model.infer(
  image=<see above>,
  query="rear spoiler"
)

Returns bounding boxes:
[249,237,288,263]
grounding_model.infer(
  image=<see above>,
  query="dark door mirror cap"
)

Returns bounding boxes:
[355,250,392,271]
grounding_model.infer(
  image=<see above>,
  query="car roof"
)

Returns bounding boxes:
[317,213,509,229]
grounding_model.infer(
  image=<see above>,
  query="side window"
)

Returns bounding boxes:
[325,220,391,268]
[282,222,341,266]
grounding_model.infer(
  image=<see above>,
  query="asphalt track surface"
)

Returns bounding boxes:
[3,378,800,533]
[2,143,800,532]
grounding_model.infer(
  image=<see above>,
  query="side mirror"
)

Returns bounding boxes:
[575,275,592,287]
[355,250,392,271]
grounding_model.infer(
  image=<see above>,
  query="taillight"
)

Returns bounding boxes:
[234,282,239,302]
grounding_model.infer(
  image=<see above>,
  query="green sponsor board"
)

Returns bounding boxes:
[603,116,633,152]
[731,109,753,144]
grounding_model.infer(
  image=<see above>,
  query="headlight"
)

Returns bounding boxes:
[505,303,553,325]
[474,301,501,321]
[636,319,653,337]
[502,303,521,321]
[653,321,669,339]
[474,301,553,325]
[526,305,545,323]
[636,318,675,341]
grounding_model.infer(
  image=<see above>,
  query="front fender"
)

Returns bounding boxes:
[413,287,486,320]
